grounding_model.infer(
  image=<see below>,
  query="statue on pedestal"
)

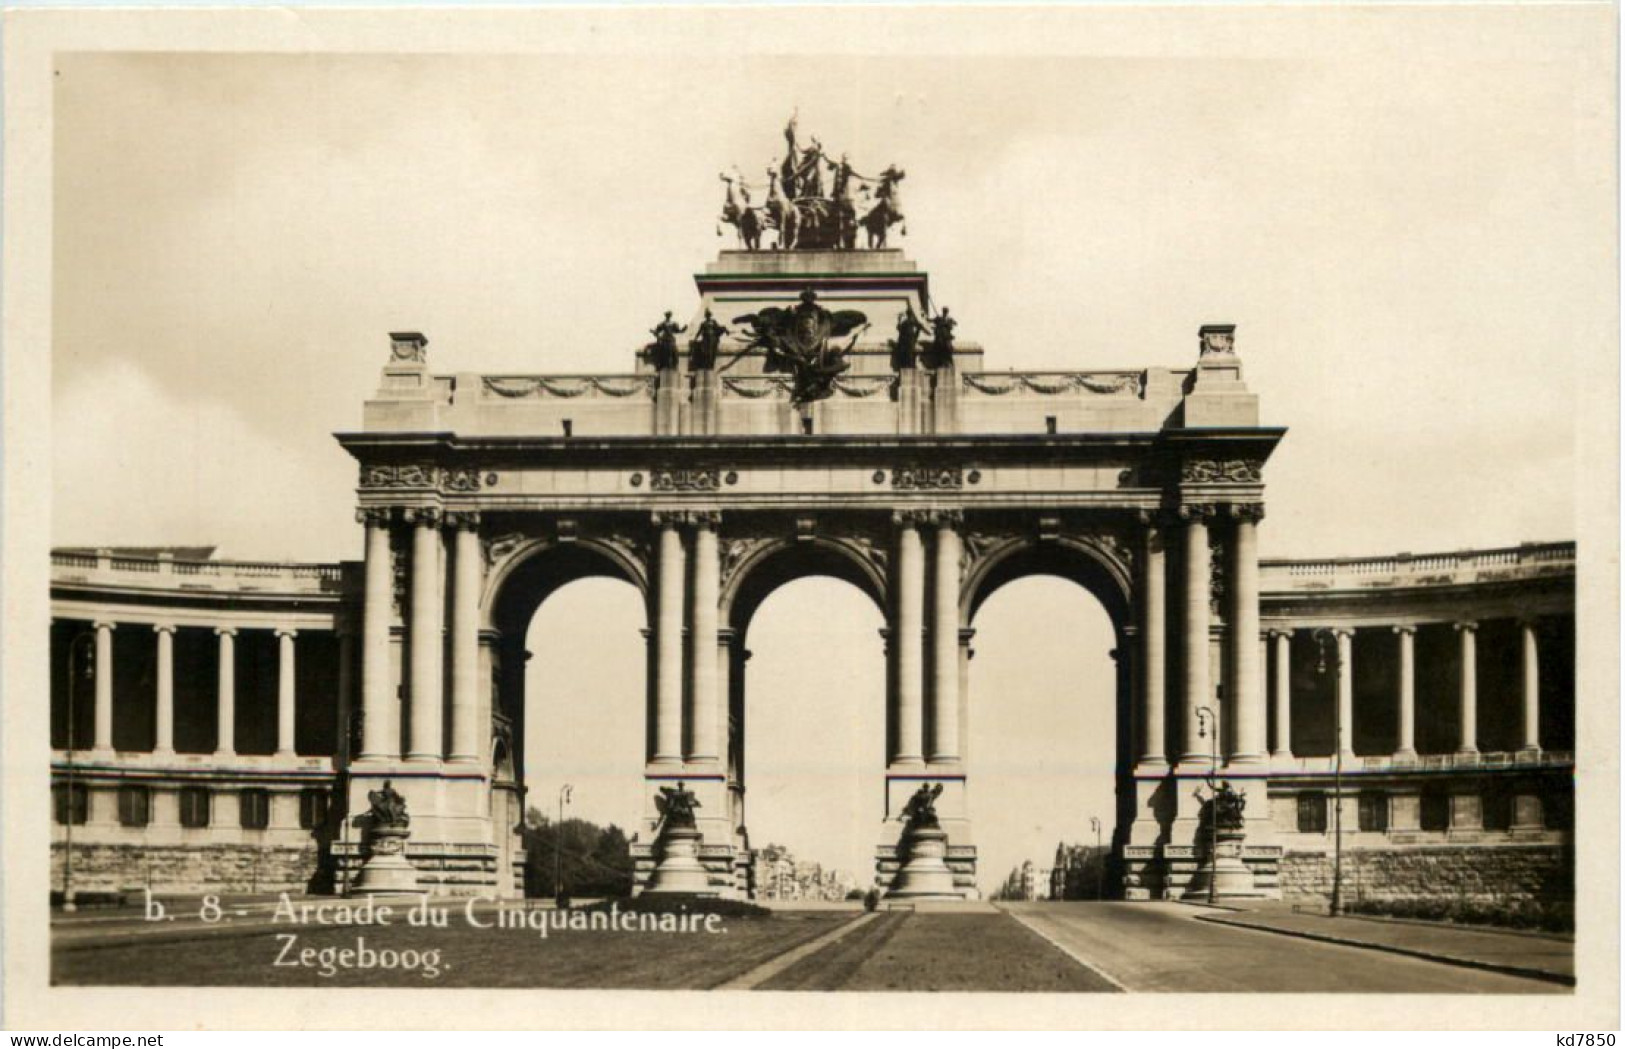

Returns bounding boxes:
[887,782,959,900]
[923,308,957,369]
[644,780,717,896]
[351,779,422,896]
[688,310,727,372]
[888,307,925,371]
[644,311,686,372]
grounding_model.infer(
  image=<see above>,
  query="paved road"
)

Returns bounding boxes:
[1002,902,1564,994]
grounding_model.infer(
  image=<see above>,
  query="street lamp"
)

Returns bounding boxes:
[1195,704,1219,906]
[554,783,573,907]
[61,631,95,913]
[1088,816,1103,901]
[1312,628,1345,917]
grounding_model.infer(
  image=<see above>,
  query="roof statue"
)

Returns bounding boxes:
[719,114,908,252]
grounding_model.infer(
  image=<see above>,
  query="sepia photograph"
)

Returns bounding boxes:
[2,2,1617,1032]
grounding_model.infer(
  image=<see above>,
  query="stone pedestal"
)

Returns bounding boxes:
[351,826,424,897]
[886,824,959,899]
[1183,827,1266,901]
[644,825,718,896]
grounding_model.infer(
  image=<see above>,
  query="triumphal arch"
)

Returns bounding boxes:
[51,121,1574,905]
[336,125,1284,899]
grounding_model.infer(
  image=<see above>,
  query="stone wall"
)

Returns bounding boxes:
[1280,843,1573,905]
[52,842,327,895]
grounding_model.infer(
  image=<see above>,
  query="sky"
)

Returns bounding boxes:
[46,10,1611,889]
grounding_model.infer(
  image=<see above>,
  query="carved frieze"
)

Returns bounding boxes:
[1182,459,1263,484]
[361,463,438,489]
[483,376,653,399]
[893,466,963,491]
[961,372,1143,397]
[650,468,723,492]
[360,463,491,493]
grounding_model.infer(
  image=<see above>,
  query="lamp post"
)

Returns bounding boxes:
[61,631,95,913]
[1312,628,1345,917]
[1088,816,1103,901]
[1195,704,1218,906]
[554,783,573,907]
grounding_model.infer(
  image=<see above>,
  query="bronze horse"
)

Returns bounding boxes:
[860,165,907,249]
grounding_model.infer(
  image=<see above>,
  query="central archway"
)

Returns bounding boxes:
[721,536,889,894]
[961,536,1135,897]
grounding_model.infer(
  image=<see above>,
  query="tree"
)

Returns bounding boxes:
[520,809,634,899]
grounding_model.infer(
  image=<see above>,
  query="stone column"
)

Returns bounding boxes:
[448,512,483,765]
[1455,621,1478,755]
[1271,630,1293,760]
[335,628,354,765]
[274,629,297,757]
[1137,516,1168,766]
[652,514,685,765]
[215,627,236,756]
[406,509,444,763]
[688,513,721,763]
[92,620,115,752]
[1393,626,1417,758]
[153,625,176,756]
[929,511,962,764]
[1229,506,1265,764]
[892,512,925,765]
[1178,507,1211,764]
[1520,618,1541,754]
[1334,628,1354,760]
[358,508,397,762]
[717,627,735,783]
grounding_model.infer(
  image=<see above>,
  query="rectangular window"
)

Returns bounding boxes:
[1481,787,1513,832]
[1296,792,1327,833]
[1357,791,1388,833]
[1544,790,1573,831]
[239,789,270,830]
[298,789,329,830]
[53,783,88,826]
[178,787,211,829]
[117,786,151,828]
[1420,789,1451,832]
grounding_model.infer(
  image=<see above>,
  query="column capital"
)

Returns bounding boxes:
[928,508,964,529]
[1453,620,1479,633]
[355,506,395,527]
[152,623,177,635]
[402,506,442,528]
[1392,624,1417,636]
[651,510,684,529]
[444,509,482,530]
[213,625,238,638]
[891,509,932,529]
[1227,502,1266,522]
[1331,626,1355,640]
[1265,627,1293,640]
[274,627,299,640]
[92,619,117,632]
[690,510,722,529]
[1177,503,1216,522]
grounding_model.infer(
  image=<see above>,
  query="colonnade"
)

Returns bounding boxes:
[61,619,349,759]
[1263,619,1549,761]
